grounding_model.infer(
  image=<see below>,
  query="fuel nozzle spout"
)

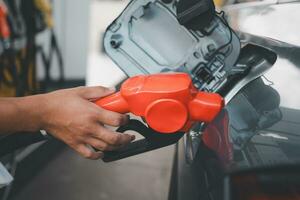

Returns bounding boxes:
[95,73,224,134]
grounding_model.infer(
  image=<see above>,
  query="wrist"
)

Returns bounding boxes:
[14,94,48,132]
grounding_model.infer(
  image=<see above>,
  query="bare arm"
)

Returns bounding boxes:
[0,95,47,134]
[0,86,135,159]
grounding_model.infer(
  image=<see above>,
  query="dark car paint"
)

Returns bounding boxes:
[170,2,300,200]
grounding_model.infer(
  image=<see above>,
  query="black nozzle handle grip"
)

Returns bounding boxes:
[102,120,184,162]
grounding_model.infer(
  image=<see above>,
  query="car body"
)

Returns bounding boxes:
[169,1,300,199]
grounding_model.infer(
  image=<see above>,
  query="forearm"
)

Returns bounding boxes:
[0,95,46,134]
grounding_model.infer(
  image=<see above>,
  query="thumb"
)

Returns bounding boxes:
[78,86,116,100]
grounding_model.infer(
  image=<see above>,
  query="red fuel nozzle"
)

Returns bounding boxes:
[95,73,224,134]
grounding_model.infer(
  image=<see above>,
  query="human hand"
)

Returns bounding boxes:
[40,86,135,159]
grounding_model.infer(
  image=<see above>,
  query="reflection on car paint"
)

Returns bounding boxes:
[204,73,300,171]
[202,110,233,168]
